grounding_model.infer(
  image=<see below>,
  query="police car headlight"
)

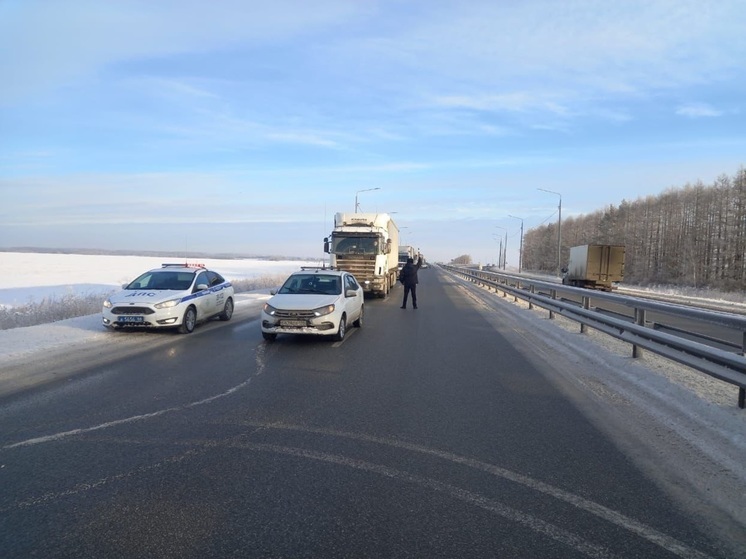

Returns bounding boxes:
[103,299,112,309]
[263,303,278,316]
[155,298,181,309]
[313,304,335,317]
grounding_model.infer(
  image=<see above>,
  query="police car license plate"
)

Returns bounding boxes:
[280,319,306,327]
[120,316,145,323]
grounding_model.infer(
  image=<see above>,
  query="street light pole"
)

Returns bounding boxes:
[508,215,524,273]
[491,235,499,267]
[495,225,507,270]
[355,187,381,213]
[538,188,562,276]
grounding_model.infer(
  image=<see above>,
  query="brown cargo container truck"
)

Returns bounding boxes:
[562,244,625,291]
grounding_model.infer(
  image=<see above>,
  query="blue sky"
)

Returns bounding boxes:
[1,0,744,265]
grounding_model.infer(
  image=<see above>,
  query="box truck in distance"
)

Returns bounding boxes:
[562,244,625,291]
[324,213,400,297]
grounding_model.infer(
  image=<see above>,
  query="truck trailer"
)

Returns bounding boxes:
[324,213,400,297]
[562,244,625,291]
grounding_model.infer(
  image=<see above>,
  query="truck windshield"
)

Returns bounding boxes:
[331,235,380,255]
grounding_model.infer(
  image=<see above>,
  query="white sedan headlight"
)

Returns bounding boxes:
[154,298,181,309]
[103,298,112,309]
[313,304,335,317]
[263,303,278,316]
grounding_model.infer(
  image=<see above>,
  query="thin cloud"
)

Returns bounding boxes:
[266,132,340,148]
[676,103,723,118]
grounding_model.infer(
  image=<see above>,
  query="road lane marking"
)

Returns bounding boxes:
[2,420,717,559]
[232,421,716,559]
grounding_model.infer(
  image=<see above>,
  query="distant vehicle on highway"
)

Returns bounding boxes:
[102,263,234,333]
[261,268,363,342]
[562,244,625,291]
[398,244,416,271]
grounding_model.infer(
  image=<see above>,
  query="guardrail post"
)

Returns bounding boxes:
[549,289,556,319]
[580,296,590,333]
[633,308,646,358]
[738,332,746,409]
[529,285,534,310]
[514,281,520,303]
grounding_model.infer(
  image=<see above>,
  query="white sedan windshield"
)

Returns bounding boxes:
[278,275,342,295]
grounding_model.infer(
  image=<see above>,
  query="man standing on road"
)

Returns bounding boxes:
[399,254,422,309]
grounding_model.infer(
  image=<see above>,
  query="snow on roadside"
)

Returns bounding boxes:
[0,292,272,365]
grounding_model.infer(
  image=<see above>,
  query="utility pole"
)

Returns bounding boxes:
[495,225,508,269]
[508,215,524,273]
[354,188,380,213]
[538,188,562,276]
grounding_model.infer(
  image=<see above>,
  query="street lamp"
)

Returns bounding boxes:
[538,188,562,276]
[492,235,503,269]
[400,226,413,245]
[508,215,524,273]
[495,225,507,270]
[355,187,381,213]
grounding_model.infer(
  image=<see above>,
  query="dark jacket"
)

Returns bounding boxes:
[399,257,422,287]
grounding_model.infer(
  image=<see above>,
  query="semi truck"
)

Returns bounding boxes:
[398,245,416,271]
[324,212,400,297]
[562,244,625,291]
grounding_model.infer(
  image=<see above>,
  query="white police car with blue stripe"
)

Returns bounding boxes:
[102,263,235,334]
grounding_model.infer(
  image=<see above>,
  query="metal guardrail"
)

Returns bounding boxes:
[442,265,746,409]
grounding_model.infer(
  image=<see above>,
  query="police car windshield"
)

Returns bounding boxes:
[126,271,195,291]
[278,274,341,295]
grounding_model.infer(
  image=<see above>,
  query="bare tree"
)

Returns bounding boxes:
[521,167,746,292]
[451,254,473,265]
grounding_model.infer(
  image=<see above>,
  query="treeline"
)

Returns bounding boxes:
[523,167,746,292]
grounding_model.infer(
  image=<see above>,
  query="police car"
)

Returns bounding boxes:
[102,263,235,334]
[261,268,363,342]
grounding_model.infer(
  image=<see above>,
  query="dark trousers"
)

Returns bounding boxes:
[402,284,417,308]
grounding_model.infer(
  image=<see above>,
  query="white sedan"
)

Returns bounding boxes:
[102,263,234,334]
[261,269,363,342]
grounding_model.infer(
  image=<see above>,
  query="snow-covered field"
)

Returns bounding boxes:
[0,251,324,308]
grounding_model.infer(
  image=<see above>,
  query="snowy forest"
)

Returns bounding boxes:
[522,167,746,292]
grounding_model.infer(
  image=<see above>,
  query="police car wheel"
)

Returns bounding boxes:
[220,298,234,321]
[178,307,197,334]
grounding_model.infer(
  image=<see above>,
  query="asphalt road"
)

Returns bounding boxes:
[0,268,740,558]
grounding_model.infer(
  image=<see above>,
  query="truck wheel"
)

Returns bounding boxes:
[178,306,197,334]
[334,315,346,341]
